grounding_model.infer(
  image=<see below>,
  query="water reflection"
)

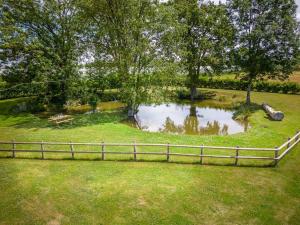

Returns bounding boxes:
[127,103,249,135]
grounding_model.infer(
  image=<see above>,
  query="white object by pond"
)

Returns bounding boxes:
[262,103,284,121]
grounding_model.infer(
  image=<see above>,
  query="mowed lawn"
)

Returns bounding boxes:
[0,89,300,225]
[215,71,300,84]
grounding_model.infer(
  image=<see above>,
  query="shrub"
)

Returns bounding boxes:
[9,98,45,114]
[196,78,300,94]
[88,96,98,112]
[177,89,216,100]
[0,82,44,100]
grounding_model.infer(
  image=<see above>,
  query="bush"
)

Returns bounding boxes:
[106,73,121,89]
[88,96,98,112]
[177,89,216,100]
[0,82,44,100]
[195,78,300,94]
[9,98,45,114]
[101,91,121,101]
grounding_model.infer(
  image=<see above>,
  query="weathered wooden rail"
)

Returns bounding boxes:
[0,131,299,166]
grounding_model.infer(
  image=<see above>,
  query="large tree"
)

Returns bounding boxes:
[81,0,165,117]
[227,0,300,105]
[174,0,234,101]
[0,0,84,107]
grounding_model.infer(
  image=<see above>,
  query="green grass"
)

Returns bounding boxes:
[213,72,300,84]
[0,89,300,224]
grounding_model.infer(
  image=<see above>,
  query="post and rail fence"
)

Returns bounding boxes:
[0,131,299,166]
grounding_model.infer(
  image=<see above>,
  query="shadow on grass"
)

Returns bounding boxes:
[233,103,262,120]
[263,116,280,121]
[6,111,127,130]
[177,89,217,100]
[0,97,128,129]
[0,155,275,168]
[48,111,127,129]
[0,97,32,115]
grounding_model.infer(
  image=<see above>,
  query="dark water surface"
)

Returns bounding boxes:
[126,102,249,135]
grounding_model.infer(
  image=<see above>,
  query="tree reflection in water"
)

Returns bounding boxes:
[127,103,249,135]
[161,106,230,135]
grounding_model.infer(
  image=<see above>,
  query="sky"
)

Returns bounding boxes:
[211,0,300,19]
[297,0,300,18]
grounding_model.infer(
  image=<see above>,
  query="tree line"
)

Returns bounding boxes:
[0,0,299,116]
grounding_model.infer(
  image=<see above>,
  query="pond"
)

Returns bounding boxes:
[125,102,249,135]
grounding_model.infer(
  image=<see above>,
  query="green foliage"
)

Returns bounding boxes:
[1,91,300,224]
[227,0,300,104]
[1,0,299,110]
[106,73,122,89]
[0,82,44,100]
[6,97,45,114]
[80,0,167,114]
[177,89,216,100]
[195,78,300,94]
[88,95,98,112]
[0,0,85,106]
[174,0,234,99]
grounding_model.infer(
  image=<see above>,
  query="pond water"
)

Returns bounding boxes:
[126,102,249,135]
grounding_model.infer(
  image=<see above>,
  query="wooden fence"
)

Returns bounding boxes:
[0,131,299,166]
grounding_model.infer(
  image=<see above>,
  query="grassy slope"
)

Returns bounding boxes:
[0,89,300,225]
[214,72,300,84]
[290,71,300,83]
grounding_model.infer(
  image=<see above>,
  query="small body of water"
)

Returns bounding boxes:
[125,102,249,135]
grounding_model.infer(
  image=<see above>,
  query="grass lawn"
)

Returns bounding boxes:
[214,72,300,84]
[290,71,300,84]
[0,89,300,225]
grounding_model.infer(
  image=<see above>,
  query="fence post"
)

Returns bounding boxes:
[166,143,170,162]
[12,140,16,158]
[133,141,137,161]
[41,141,44,159]
[287,137,291,149]
[70,142,74,159]
[274,146,279,166]
[235,146,239,166]
[200,144,204,164]
[101,141,105,160]
[296,131,300,142]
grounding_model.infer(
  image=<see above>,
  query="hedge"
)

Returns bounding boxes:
[197,78,300,94]
[1,77,299,100]
[0,82,43,100]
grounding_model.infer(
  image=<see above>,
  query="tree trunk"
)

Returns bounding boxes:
[128,108,135,117]
[190,86,197,102]
[246,81,252,105]
[127,104,138,118]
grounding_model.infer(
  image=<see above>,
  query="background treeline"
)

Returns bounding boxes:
[0,0,299,115]
[197,78,300,94]
[2,75,299,101]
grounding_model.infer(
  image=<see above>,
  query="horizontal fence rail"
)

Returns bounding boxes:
[0,131,299,166]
